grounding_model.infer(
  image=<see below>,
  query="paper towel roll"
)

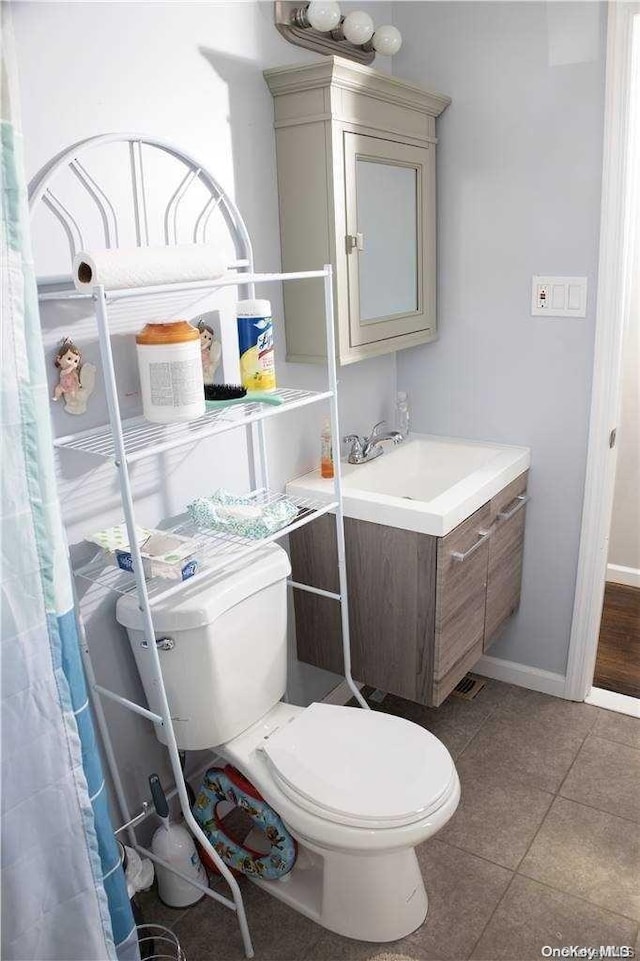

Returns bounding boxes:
[72,244,227,292]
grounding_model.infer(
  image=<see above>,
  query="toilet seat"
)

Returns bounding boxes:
[259,703,456,830]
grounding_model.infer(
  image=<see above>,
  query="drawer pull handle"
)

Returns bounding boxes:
[451,529,491,563]
[498,494,530,522]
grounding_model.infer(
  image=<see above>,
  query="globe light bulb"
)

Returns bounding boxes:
[371,24,402,55]
[342,10,374,45]
[306,1,341,32]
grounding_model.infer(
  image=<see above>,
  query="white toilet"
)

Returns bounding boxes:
[116,545,460,943]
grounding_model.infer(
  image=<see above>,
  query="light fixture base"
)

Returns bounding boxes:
[274,1,375,65]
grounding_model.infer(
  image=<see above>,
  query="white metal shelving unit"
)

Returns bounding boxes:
[31,135,367,960]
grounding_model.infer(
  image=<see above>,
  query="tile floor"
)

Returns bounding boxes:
[138,679,640,961]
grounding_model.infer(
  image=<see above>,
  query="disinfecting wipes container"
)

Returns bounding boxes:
[237,299,276,393]
[136,321,205,423]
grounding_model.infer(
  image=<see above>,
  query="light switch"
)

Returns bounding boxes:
[531,276,587,317]
[551,285,565,310]
[568,284,582,310]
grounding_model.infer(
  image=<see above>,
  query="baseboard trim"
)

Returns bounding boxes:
[321,679,364,705]
[585,686,640,717]
[474,654,567,698]
[606,563,640,589]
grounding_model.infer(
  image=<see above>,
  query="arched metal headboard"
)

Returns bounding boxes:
[28,132,254,280]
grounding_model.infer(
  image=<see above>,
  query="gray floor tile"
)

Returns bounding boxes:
[410,840,513,959]
[369,677,511,760]
[134,883,190,931]
[457,703,593,794]
[173,878,323,960]
[519,796,640,921]
[560,735,640,823]
[496,686,599,732]
[592,709,640,750]
[306,931,430,961]
[438,760,554,868]
[470,874,638,960]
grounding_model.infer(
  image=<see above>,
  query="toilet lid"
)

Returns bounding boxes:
[260,703,456,829]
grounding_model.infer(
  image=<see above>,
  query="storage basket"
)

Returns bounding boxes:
[136,924,186,961]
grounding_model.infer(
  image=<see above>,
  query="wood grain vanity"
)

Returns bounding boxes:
[290,471,529,707]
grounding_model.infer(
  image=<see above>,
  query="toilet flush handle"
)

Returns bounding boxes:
[140,637,175,652]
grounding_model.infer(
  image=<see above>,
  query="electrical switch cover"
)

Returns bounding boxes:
[531,276,587,317]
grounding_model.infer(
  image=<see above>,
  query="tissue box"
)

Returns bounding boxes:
[86,525,199,581]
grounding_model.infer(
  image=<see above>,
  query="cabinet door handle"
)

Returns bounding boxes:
[498,494,530,522]
[451,529,491,563]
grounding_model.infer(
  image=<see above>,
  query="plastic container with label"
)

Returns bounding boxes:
[236,299,276,393]
[136,321,205,423]
[320,419,334,479]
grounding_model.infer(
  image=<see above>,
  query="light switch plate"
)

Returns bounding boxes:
[531,276,588,317]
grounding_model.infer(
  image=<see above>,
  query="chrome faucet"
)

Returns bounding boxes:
[344,421,404,464]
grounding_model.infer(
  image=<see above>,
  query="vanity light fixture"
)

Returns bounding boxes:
[339,10,375,45]
[274,2,402,65]
[367,24,403,56]
[294,0,342,31]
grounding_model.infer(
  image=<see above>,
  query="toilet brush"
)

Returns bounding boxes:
[149,774,207,907]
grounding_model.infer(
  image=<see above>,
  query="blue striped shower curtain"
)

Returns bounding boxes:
[1,10,138,960]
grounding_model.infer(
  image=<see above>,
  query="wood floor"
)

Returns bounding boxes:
[593,581,640,698]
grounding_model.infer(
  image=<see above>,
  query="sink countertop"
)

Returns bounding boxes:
[286,433,531,537]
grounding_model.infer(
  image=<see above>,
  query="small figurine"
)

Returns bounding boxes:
[53,338,96,415]
[197,320,222,386]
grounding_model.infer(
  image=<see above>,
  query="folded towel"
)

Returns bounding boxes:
[187,489,299,539]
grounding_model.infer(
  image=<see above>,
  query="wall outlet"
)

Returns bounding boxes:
[531,276,587,317]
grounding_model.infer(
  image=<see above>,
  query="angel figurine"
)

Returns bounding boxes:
[53,338,96,415]
[197,320,222,386]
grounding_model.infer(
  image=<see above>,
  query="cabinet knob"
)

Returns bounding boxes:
[345,232,365,253]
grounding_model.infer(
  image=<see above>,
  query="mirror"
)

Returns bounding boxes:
[356,159,418,323]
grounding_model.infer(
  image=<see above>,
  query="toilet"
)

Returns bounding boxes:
[116,545,460,943]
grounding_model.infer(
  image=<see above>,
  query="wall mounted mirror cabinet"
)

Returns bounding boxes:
[264,57,451,365]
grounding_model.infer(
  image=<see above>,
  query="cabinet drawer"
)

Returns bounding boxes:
[434,504,491,679]
[484,472,529,649]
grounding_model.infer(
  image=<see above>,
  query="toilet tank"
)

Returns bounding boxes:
[116,544,291,750]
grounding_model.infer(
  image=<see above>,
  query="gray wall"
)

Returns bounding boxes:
[12,0,395,825]
[393,1,607,675]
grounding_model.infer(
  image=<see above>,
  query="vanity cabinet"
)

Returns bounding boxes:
[290,472,529,707]
[264,57,450,365]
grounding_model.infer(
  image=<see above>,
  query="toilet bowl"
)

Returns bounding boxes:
[116,544,460,942]
[219,700,460,942]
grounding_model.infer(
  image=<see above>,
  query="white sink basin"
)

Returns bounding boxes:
[286,434,531,537]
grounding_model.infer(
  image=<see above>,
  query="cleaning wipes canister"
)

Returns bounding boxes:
[237,299,276,393]
[136,321,205,423]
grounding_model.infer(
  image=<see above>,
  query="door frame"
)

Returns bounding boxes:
[564,1,640,701]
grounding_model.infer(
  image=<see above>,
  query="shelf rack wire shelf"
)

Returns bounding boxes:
[75,488,339,603]
[30,133,367,961]
[55,387,333,463]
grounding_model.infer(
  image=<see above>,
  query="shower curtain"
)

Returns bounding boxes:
[1,10,138,960]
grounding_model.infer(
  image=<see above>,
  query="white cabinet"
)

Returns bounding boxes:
[264,57,450,365]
